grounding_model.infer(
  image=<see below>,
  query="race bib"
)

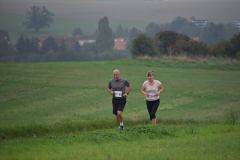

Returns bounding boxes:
[114,91,122,97]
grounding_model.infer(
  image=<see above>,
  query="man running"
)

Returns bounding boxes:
[108,69,132,129]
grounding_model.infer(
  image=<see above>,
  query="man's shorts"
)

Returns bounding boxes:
[112,97,126,115]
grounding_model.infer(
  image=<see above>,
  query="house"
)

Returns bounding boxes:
[36,35,95,50]
[114,38,127,50]
[232,20,240,31]
[77,35,96,46]
[37,35,127,51]
[190,17,208,29]
[191,36,200,42]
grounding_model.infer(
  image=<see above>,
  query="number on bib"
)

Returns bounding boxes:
[114,91,122,97]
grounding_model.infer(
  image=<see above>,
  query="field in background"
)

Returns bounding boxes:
[0,59,240,159]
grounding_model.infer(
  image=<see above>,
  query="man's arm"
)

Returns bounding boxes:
[108,82,113,95]
[124,84,132,97]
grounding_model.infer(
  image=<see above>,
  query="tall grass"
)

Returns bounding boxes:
[0,59,240,159]
[0,124,239,160]
[0,59,239,137]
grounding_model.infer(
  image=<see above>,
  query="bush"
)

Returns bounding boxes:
[131,34,157,57]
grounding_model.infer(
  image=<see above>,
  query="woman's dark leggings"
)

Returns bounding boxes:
[146,99,160,120]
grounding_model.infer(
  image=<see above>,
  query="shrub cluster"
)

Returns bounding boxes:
[131,31,240,58]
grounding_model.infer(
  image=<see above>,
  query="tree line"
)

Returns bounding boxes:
[131,31,240,58]
[0,5,240,61]
[144,17,238,44]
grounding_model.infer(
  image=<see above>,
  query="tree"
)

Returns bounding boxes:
[0,30,12,55]
[230,33,240,57]
[155,31,178,55]
[72,27,83,37]
[201,23,227,44]
[16,35,26,53]
[24,6,54,32]
[96,16,114,52]
[128,27,141,40]
[41,36,58,53]
[74,41,81,52]
[177,40,208,56]
[208,40,233,57]
[127,27,142,49]
[145,22,161,37]
[154,31,208,56]
[131,34,156,57]
[115,24,124,37]
[16,35,40,53]
[162,17,200,38]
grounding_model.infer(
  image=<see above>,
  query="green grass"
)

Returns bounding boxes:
[0,124,239,160]
[0,59,240,159]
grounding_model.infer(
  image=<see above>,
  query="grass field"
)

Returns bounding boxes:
[0,58,240,159]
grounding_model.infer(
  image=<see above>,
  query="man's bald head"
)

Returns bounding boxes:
[113,69,121,80]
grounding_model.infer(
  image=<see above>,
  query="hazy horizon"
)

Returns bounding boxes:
[0,0,240,24]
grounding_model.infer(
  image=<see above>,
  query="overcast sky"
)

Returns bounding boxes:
[1,0,239,23]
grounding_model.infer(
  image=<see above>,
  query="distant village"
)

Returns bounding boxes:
[36,36,127,51]
[0,15,240,61]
